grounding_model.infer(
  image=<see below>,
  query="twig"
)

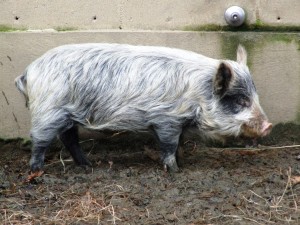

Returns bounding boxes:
[45,159,73,167]
[274,167,292,207]
[79,139,95,144]
[107,203,121,225]
[220,145,300,151]
[59,148,66,173]
[240,168,300,224]
[266,145,300,149]
[85,118,91,126]
[146,208,150,218]
[79,139,95,156]
[249,190,271,206]
[209,214,265,225]
[109,131,127,138]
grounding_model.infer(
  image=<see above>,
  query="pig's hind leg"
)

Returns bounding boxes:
[59,126,92,167]
[29,112,73,172]
[30,140,50,172]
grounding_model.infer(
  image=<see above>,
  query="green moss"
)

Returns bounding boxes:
[21,138,32,145]
[220,34,256,68]
[254,19,264,27]
[0,137,22,143]
[0,24,26,32]
[268,34,295,44]
[55,26,77,32]
[184,24,229,32]
[297,113,300,124]
[297,103,300,124]
[184,22,300,33]
[219,32,300,69]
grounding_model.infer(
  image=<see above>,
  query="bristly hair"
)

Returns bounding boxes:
[19,43,263,143]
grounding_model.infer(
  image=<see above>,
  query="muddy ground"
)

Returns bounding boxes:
[1,123,300,225]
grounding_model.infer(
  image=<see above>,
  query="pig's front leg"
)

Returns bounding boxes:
[160,142,180,172]
[154,123,181,172]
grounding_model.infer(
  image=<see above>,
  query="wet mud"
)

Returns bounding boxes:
[1,123,300,224]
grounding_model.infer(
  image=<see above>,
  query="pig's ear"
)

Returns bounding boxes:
[213,62,233,97]
[236,45,247,65]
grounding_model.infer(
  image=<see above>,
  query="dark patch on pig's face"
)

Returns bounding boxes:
[219,77,254,115]
[219,94,251,114]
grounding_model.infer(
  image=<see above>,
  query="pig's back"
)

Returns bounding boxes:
[25,44,218,130]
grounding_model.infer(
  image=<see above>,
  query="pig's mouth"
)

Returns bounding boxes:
[241,121,272,138]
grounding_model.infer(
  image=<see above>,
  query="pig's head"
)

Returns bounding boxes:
[206,45,272,139]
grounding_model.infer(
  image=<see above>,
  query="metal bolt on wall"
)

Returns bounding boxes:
[224,6,246,27]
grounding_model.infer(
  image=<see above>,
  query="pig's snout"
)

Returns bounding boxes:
[241,119,272,138]
[261,121,272,137]
[240,100,272,138]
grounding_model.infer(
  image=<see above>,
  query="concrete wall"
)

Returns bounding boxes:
[1,31,299,138]
[0,1,300,138]
[1,0,300,30]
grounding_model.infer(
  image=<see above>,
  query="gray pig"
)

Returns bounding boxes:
[15,43,272,173]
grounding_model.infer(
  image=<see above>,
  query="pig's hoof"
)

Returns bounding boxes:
[76,156,92,167]
[164,163,180,173]
[81,160,92,167]
[163,155,180,173]
[30,160,44,173]
[80,164,92,171]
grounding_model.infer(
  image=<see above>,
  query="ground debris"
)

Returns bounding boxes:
[291,176,300,186]
[0,134,300,224]
[25,171,44,183]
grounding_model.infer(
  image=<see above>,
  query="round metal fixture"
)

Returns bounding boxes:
[224,6,245,27]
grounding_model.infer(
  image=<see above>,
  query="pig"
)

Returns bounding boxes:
[15,43,272,173]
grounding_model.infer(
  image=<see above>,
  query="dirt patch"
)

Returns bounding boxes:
[1,123,300,224]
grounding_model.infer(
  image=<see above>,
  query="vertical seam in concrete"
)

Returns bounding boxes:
[255,0,261,21]
[118,0,125,29]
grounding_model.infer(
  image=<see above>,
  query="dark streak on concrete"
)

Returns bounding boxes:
[12,112,20,129]
[7,55,12,61]
[2,91,9,105]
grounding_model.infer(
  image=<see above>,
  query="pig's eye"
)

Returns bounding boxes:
[220,94,251,114]
[236,95,251,107]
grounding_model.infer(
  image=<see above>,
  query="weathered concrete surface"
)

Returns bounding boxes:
[1,0,300,30]
[258,0,300,26]
[0,31,299,138]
